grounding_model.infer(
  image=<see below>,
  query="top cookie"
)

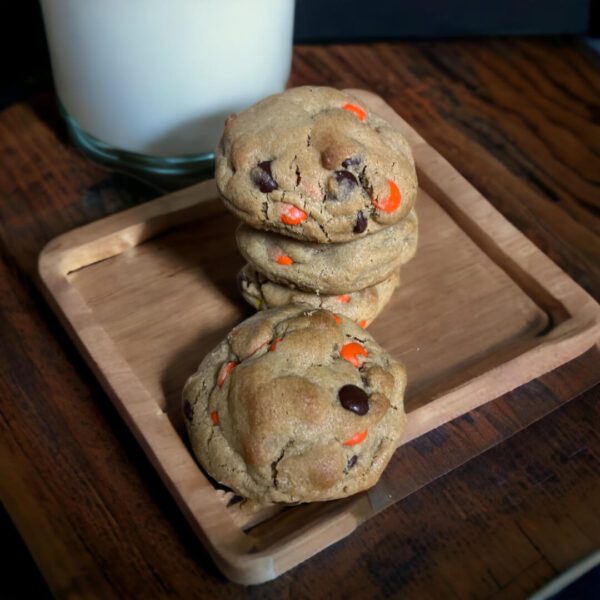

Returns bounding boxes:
[216,86,418,243]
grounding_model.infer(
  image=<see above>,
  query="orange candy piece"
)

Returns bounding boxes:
[332,314,342,325]
[275,253,294,266]
[342,103,367,121]
[337,294,351,304]
[340,342,369,367]
[372,179,401,213]
[343,430,368,446]
[358,320,368,328]
[210,411,219,426]
[217,361,237,387]
[269,337,283,352]
[280,203,307,225]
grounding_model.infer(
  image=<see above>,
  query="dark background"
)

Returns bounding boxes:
[295,0,591,42]
[0,0,597,110]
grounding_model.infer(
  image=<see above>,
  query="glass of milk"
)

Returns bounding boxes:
[40,0,296,188]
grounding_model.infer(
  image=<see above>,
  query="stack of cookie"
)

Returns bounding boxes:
[182,87,417,505]
[216,86,419,327]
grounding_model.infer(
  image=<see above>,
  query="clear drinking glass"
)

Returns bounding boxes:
[40,0,296,188]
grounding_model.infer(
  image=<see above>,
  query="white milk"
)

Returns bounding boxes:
[40,0,295,156]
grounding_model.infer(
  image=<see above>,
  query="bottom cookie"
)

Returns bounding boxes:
[183,306,407,504]
[238,263,400,327]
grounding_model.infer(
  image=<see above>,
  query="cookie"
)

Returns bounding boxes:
[238,263,400,327]
[183,306,406,504]
[216,86,418,243]
[236,209,417,294]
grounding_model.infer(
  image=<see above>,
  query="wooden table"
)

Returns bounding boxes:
[1,40,599,598]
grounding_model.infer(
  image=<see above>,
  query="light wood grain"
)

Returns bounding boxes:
[37,92,600,584]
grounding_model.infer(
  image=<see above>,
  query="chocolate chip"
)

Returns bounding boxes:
[320,149,337,170]
[342,156,361,168]
[353,210,367,233]
[347,455,358,469]
[332,170,358,200]
[335,170,357,187]
[326,170,358,201]
[338,384,369,416]
[251,160,278,193]
[183,400,193,421]
[259,160,273,176]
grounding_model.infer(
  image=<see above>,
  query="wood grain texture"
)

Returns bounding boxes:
[1,40,599,596]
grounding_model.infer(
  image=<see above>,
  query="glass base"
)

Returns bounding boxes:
[61,105,216,192]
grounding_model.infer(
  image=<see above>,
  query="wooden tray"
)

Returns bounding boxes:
[38,90,600,585]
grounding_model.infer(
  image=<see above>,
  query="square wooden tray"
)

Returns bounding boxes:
[38,90,600,585]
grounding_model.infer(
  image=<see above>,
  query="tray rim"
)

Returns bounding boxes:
[37,90,600,584]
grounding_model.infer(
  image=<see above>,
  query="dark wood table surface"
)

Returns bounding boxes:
[1,40,599,599]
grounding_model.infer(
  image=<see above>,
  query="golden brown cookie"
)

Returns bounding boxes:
[215,86,418,243]
[236,209,417,294]
[182,306,406,503]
